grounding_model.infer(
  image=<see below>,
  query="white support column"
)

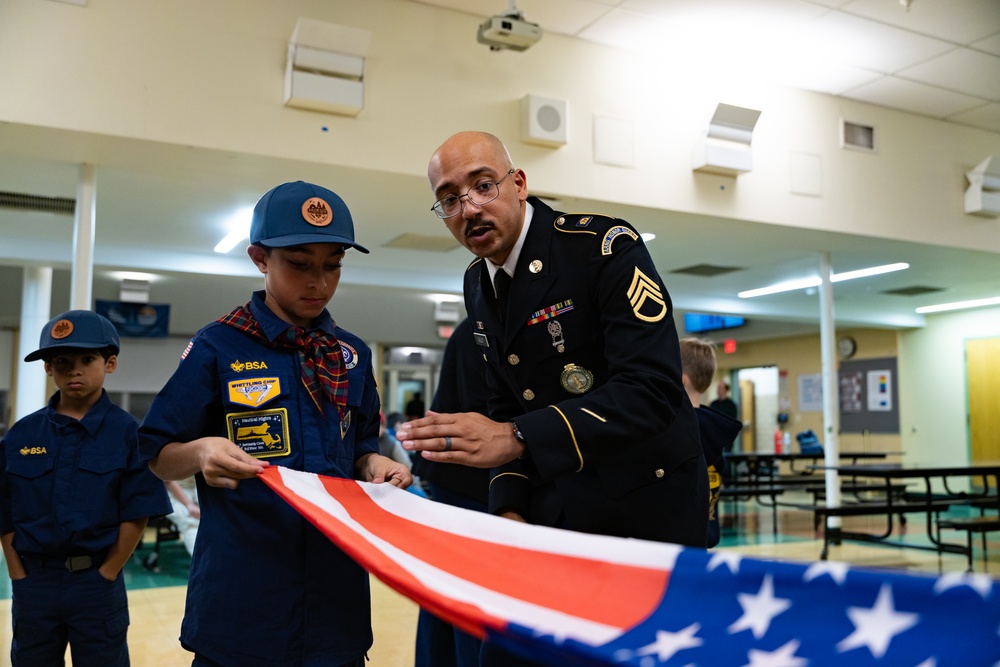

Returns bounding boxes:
[15,266,53,421]
[819,251,842,527]
[70,163,96,310]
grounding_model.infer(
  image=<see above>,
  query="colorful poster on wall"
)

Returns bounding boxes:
[867,369,893,411]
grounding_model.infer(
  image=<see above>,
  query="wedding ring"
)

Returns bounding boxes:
[444,436,453,452]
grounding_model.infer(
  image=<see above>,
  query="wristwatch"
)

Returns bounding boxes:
[510,421,526,443]
[510,421,526,459]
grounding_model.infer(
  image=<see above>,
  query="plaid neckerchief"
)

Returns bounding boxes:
[218,303,348,418]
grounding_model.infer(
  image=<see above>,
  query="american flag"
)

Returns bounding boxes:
[259,466,1000,666]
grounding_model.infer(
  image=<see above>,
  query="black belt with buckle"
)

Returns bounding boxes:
[20,552,102,572]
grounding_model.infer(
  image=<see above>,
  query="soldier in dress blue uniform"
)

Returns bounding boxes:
[138,181,411,667]
[0,310,172,667]
[398,131,709,666]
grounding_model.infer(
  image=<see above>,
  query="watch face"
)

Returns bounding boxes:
[838,336,857,358]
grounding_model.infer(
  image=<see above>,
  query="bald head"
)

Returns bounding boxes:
[428,131,513,191]
[426,131,527,264]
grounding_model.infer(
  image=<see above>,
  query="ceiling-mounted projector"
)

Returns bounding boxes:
[477,6,542,52]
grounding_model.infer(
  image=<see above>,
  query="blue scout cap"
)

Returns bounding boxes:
[25,310,121,362]
[250,181,370,253]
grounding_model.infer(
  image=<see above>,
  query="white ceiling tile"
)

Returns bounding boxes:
[800,11,954,73]
[514,0,617,35]
[946,101,1000,133]
[972,32,1000,56]
[576,7,667,51]
[899,48,1000,101]
[841,0,1000,45]
[843,76,987,118]
[779,62,883,95]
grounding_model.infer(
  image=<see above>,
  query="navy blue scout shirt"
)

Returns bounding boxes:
[0,390,171,556]
[138,291,380,666]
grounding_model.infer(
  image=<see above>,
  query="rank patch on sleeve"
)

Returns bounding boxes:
[601,225,638,255]
[226,409,290,459]
[227,377,281,407]
[627,267,668,322]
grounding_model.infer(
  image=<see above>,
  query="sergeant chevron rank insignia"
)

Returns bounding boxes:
[627,267,668,322]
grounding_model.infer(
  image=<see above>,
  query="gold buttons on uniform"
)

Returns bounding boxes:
[529,260,543,273]
[655,468,665,478]
[522,389,535,401]
[507,354,520,365]
[555,216,565,226]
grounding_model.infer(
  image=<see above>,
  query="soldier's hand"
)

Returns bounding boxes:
[397,411,525,468]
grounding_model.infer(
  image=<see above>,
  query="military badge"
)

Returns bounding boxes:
[547,320,565,353]
[560,364,594,394]
[627,267,668,322]
[601,225,639,255]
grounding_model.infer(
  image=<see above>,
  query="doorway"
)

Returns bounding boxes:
[736,366,780,454]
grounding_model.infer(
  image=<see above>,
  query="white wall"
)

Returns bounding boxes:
[898,305,1000,467]
[1,0,998,254]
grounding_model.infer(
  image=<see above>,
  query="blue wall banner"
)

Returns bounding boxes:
[95,300,170,338]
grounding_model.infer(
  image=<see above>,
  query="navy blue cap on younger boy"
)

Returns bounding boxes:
[250,181,370,253]
[24,310,121,362]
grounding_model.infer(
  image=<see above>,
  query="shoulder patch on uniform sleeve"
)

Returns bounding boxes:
[627,266,669,322]
[601,225,639,255]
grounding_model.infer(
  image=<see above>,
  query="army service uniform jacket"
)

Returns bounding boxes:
[466,197,708,546]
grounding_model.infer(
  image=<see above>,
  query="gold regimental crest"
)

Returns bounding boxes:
[627,267,668,322]
[560,364,594,395]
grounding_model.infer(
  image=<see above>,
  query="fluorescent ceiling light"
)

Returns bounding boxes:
[916,296,1000,314]
[214,206,254,254]
[739,262,909,298]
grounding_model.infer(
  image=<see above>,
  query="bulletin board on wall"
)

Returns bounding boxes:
[838,357,899,434]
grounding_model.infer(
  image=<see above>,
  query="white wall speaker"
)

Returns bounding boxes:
[521,95,567,148]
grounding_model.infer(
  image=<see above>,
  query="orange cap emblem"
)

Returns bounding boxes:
[301,198,333,227]
[50,319,74,339]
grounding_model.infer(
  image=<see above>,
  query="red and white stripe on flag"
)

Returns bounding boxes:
[259,465,676,645]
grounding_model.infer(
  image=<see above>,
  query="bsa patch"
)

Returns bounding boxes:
[627,267,668,322]
[340,342,359,369]
[227,377,281,407]
[20,446,48,455]
[601,225,639,256]
[227,409,290,459]
[340,410,352,440]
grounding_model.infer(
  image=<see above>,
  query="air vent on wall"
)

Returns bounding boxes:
[841,120,876,153]
[0,191,76,214]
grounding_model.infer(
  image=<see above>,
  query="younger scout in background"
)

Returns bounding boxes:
[139,181,411,667]
[679,337,743,547]
[0,310,171,667]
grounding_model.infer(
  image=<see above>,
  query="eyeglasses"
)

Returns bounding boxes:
[431,169,515,219]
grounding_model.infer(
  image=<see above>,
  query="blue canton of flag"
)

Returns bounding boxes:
[499,549,1000,666]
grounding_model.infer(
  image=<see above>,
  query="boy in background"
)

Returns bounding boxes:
[0,310,171,666]
[139,181,411,667]
[679,337,743,547]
